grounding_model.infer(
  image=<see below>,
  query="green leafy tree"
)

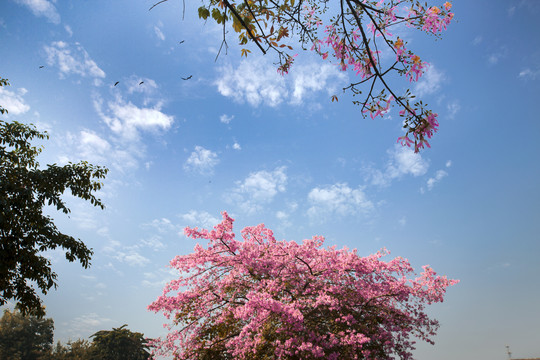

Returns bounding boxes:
[0,309,54,360]
[46,339,93,360]
[0,77,108,318]
[89,324,151,360]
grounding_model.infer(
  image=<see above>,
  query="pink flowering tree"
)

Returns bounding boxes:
[148,212,458,359]
[151,0,454,151]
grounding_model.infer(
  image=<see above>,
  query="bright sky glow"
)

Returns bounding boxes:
[1,0,539,359]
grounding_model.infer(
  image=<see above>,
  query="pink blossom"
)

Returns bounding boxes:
[148,212,458,359]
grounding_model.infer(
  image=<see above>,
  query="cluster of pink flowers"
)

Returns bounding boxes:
[398,109,440,152]
[421,3,454,34]
[277,54,298,75]
[363,95,394,119]
[148,212,458,359]
[302,4,322,29]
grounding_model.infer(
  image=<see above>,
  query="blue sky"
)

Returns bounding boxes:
[1,0,539,359]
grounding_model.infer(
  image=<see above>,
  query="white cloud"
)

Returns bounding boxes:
[426,169,448,191]
[105,245,150,267]
[123,253,151,266]
[227,166,287,214]
[0,87,30,115]
[184,146,219,175]
[232,142,241,150]
[15,0,60,24]
[142,267,178,288]
[472,35,483,45]
[369,145,429,187]
[447,100,461,119]
[519,68,540,80]
[445,160,452,168]
[487,47,507,65]
[275,202,298,227]
[44,41,106,79]
[398,216,407,226]
[276,211,288,220]
[307,183,373,221]
[215,57,346,107]
[59,129,139,172]
[220,114,234,124]
[126,76,159,96]
[65,313,113,339]
[64,25,73,37]
[414,64,445,97]
[78,130,111,159]
[290,62,347,104]
[216,58,286,107]
[139,236,166,251]
[387,145,429,177]
[142,218,176,234]
[180,210,220,230]
[94,96,174,141]
[154,21,165,41]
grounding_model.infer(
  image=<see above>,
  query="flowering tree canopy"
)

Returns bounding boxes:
[151,0,454,151]
[148,212,458,359]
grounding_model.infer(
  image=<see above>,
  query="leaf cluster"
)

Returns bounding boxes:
[89,324,152,360]
[0,78,108,318]
[0,310,151,360]
[0,309,54,360]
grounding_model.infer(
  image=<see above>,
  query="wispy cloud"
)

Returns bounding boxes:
[64,25,73,37]
[275,202,298,228]
[226,166,287,214]
[180,210,220,230]
[154,21,165,41]
[142,218,177,235]
[472,35,483,45]
[307,183,373,221]
[103,239,151,267]
[15,0,60,24]
[421,160,451,193]
[184,146,219,175]
[60,129,140,172]
[519,68,540,80]
[44,41,106,80]
[426,169,448,191]
[487,46,508,65]
[142,267,178,288]
[447,100,461,119]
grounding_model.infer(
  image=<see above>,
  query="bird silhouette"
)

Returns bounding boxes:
[39,65,44,68]
[114,81,119,86]
[181,75,192,80]
[139,81,144,85]
[179,40,185,44]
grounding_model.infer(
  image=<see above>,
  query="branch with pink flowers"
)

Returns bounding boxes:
[151,0,455,151]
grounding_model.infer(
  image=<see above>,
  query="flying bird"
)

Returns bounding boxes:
[114,81,119,86]
[181,75,192,80]
[139,81,144,85]
[39,65,44,68]
[179,40,185,44]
